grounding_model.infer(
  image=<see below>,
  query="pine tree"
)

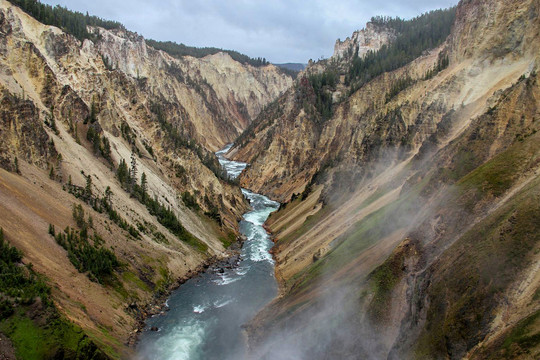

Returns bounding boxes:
[130,150,137,192]
[85,175,92,199]
[105,186,112,206]
[117,159,129,187]
[101,136,111,161]
[140,172,148,201]
[14,157,20,174]
[87,97,98,124]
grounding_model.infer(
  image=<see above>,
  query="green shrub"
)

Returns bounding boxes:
[53,227,120,283]
[182,191,200,210]
[0,227,109,358]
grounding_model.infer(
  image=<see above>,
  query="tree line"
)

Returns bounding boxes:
[8,0,274,71]
[348,7,456,93]
[307,70,338,121]
[294,7,455,123]
[8,0,123,41]
[49,221,120,284]
[146,39,270,67]
[116,152,209,253]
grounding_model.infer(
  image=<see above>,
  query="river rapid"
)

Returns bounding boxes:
[136,144,279,360]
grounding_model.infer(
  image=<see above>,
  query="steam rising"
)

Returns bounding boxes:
[244,147,463,359]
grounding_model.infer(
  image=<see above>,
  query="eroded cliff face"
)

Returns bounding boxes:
[0,0,290,357]
[332,22,396,61]
[233,1,538,203]
[236,0,540,358]
[95,29,292,151]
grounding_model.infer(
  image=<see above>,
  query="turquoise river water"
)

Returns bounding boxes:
[136,144,279,360]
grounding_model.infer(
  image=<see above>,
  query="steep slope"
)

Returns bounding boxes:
[232,0,540,358]
[231,9,458,202]
[0,1,291,358]
[95,30,292,151]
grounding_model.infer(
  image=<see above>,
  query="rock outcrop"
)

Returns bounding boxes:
[332,22,396,60]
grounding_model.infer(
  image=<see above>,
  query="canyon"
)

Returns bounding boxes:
[0,0,539,359]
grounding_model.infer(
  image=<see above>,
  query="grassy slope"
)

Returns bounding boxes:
[0,312,110,360]
[414,177,540,358]
[477,309,540,359]
[408,123,540,357]
[368,73,540,358]
[0,229,110,359]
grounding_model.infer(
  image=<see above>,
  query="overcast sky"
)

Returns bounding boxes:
[41,0,458,63]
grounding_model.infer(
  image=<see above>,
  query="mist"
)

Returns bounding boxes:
[239,128,478,359]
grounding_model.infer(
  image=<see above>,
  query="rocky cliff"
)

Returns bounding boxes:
[332,22,396,61]
[233,0,540,358]
[0,0,291,357]
[95,28,292,151]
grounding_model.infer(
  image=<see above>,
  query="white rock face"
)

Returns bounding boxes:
[92,27,149,78]
[332,22,396,60]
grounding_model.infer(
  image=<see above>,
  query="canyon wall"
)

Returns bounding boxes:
[236,0,540,358]
[0,0,291,357]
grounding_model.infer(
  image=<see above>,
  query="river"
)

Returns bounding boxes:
[136,144,280,360]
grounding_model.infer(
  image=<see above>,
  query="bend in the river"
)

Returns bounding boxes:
[137,144,279,360]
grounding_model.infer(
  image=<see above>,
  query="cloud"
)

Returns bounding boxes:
[40,0,458,63]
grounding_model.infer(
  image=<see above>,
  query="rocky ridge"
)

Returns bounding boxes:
[95,28,292,151]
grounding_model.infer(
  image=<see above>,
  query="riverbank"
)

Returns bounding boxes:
[128,237,248,347]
